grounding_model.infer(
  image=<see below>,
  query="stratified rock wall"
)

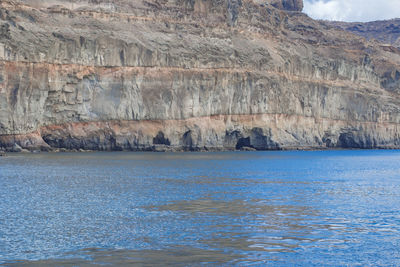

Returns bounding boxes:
[0,0,400,151]
[328,19,400,48]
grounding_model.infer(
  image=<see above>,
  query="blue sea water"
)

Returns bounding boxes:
[0,150,400,266]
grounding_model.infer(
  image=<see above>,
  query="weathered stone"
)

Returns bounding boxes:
[0,0,400,151]
[328,19,400,48]
[10,143,29,153]
[268,0,303,11]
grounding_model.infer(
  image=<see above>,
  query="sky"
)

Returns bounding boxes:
[303,0,400,22]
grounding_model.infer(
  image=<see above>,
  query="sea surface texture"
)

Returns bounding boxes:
[1,151,400,266]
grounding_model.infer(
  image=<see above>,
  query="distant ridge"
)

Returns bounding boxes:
[328,18,400,48]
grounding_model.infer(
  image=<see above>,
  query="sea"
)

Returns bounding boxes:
[1,150,399,266]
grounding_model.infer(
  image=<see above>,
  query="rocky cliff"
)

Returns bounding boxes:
[329,19,400,48]
[1,0,400,152]
[266,0,303,12]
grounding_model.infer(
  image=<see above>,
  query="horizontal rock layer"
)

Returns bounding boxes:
[0,0,400,151]
[1,115,399,151]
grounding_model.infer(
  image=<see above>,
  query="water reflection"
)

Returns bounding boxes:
[150,198,314,216]
[7,247,243,266]
[1,151,400,265]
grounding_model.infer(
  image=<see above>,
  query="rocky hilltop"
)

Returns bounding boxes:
[1,0,400,151]
[329,19,400,48]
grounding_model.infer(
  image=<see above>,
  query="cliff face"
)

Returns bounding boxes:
[266,0,303,12]
[329,19,400,48]
[1,0,400,151]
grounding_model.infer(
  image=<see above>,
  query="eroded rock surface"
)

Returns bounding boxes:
[267,0,303,12]
[329,19,400,48]
[0,0,400,151]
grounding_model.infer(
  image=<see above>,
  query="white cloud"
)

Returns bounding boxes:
[303,0,400,22]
